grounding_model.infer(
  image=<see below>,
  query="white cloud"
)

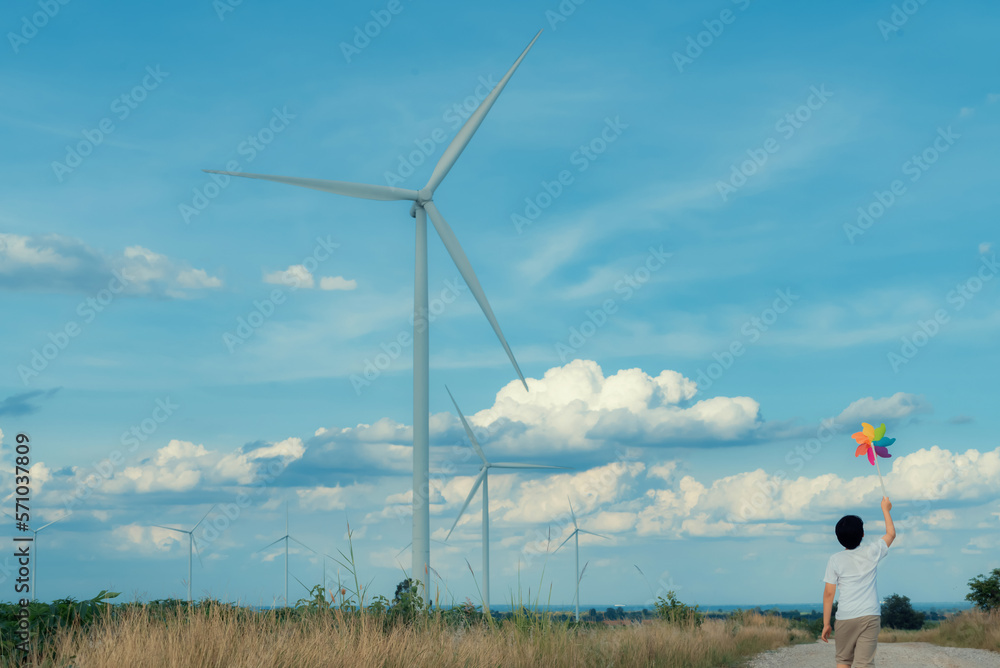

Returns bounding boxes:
[264,264,314,288]
[263,265,357,291]
[319,276,357,291]
[0,233,222,297]
[980,242,992,255]
[450,361,767,456]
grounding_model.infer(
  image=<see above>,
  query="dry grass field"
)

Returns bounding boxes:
[878,608,1000,652]
[5,606,811,668]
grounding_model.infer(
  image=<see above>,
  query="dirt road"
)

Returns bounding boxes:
[746,640,1000,667]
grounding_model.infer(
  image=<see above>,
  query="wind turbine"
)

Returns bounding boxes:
[4,511,69,602]
[254,503,318,607]
[444,385,566,614]
[204,31,542,594]
[151,505,215,604]
[555,499,609,622]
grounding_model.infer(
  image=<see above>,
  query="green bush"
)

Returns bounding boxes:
[881,594,925,630]
[653,590,702,626]
[966,569,1000,612]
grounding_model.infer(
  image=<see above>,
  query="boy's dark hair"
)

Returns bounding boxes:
[836,515,864,549]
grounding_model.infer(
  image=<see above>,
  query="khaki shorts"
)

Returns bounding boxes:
[835,615,880,667]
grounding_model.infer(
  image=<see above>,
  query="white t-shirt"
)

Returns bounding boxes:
[823,539,890,620]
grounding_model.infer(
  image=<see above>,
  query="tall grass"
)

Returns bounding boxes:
[878,608,1000,652]
[5,606,809,668]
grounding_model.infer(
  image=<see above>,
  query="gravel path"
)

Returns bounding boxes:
[746,640,1000,667]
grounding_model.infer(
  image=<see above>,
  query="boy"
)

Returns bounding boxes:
[821,496,895,668]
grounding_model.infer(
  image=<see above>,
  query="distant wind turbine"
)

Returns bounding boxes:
[4,511,69,602]
[444,385,566,614]
[255,503,319,607]
[555,499,609,622]
[205,30,542,594]
[151,505,215,604]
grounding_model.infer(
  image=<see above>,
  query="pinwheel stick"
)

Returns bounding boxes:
[873,456,888,499]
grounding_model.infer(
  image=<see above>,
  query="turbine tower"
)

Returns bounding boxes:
[444,385,565,614]
[255,503,318,607]
[555,498,609,622]
[4,511,69,602]
[151,505,215,604]
[204,31,541,594]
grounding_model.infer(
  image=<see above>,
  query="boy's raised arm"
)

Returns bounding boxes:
[881,496,895,547]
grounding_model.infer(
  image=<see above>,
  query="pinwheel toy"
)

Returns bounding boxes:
[852,422,895,497]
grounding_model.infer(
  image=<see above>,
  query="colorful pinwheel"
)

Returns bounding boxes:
[851,422,894,498]
[852,422,894,465]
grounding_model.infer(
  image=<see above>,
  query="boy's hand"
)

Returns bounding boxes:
[881,496,892,512]
[821,624,832,642]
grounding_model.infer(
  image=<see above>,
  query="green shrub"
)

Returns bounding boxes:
[654,590,702,626]
[881,594,925,630]
[966,569,1000,612]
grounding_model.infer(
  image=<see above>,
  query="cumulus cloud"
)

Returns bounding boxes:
[830,392,931,431]
[632,445,1000,539]
[0,233,222,298]
[263,264,356,291]
[53,436,307,498]
[447,360,777,456]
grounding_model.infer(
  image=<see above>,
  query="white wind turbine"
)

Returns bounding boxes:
[4,510,69,602]
[204,31,542,594]
[555,499,609,622]
[255,503,318,607]
[151,505,215,604]
[444,385,566,614]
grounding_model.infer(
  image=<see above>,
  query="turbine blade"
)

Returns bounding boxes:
[289,536,319,554]
[254,536,285,554]
[491,463,568,469]
[424,201,527,391]
[36,514,70,532]
[292,573,311,594]
[578,529,611,541]
[395,543,412,559]
[568,497,578,530]
[555,530,577,553]
[192,536,205,569]
[423,30,542,194]
[151,524,188,535]
[445,385,488,465]
[192,505,216,532]
[445,469,487,540]
[202,170,420,202]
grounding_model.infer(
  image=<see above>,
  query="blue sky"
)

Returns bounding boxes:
[1,0,998,608]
